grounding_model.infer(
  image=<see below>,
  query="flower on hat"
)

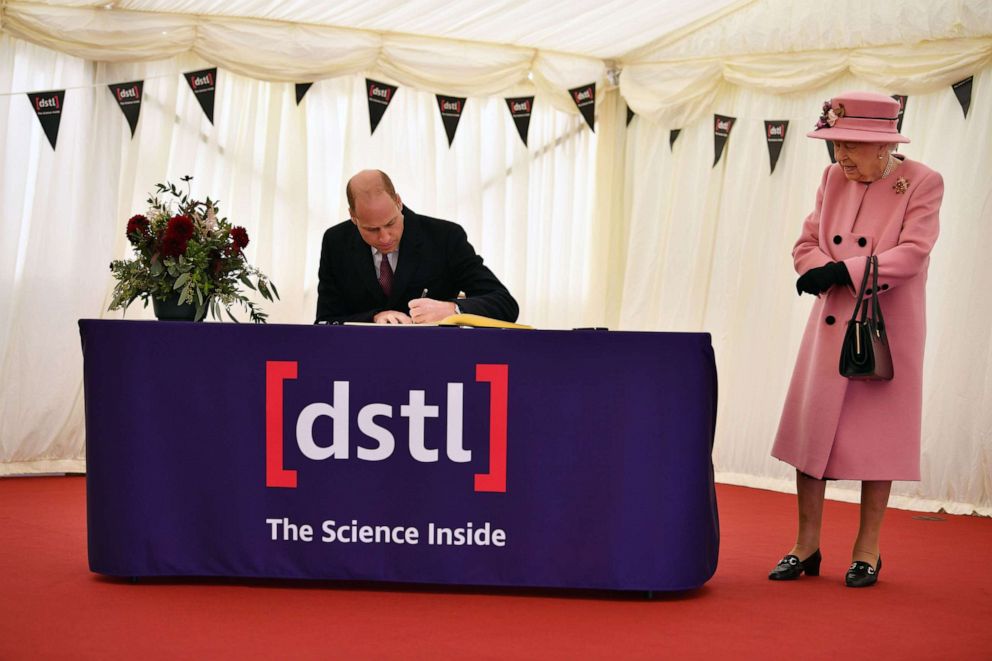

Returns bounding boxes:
[815,101,845,130]
[893,177,910,194]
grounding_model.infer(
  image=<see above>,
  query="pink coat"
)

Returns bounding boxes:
[772,158,943,480]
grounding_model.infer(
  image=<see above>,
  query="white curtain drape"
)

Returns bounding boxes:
[0,1,607,113]
[621,0,992,127]
[0,35,599,474]
[619,68,992,515]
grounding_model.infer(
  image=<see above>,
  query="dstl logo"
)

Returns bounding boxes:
[35,96,59,111]
[265,361,508,493]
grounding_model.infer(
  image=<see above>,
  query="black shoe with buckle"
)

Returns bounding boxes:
[845,555,881,587]
[768,549,822,580]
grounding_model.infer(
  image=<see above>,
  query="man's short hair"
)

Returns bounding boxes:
[346,170,397,211]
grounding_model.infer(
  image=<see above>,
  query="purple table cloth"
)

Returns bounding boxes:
[80,320,719,591]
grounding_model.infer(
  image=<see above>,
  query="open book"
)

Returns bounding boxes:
[343,313,532,329]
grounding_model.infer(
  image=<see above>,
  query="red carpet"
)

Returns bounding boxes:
[1,476,989,659]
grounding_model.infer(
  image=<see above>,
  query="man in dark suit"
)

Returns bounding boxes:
[315,170,519,324]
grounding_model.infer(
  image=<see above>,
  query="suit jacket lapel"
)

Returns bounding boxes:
[390,207,422,305]
[350,227,385,304]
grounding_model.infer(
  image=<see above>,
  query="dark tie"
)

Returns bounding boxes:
[378,253,393,297]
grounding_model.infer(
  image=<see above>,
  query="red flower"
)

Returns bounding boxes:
[125,214,150,243]
[160,231,188,258]
[230,226,250,250]
[167,215,195,241]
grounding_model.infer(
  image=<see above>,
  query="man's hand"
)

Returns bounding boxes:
[374,310,413,324]
[408,298,457,324]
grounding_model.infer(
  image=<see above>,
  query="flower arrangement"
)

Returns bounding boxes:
[815,101,844,130]
[108,176,279,322]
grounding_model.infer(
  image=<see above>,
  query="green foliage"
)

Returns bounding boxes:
[108,177,279,323]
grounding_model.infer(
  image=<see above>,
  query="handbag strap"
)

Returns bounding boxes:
[849,256,873,323]
[868,255,886,331]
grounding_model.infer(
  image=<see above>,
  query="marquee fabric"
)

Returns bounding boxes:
[3,0,989,123]
[1,0,991,515]
[621,0,992,126]
[0,0,616,113]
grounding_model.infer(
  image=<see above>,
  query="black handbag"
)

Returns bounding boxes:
[839,255,893,380]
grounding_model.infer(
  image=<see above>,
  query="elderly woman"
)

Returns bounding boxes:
[769,91,943,587]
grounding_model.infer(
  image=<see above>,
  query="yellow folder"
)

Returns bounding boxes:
[438,313,533,329]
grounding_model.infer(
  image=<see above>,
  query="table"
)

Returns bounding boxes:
[80,319,719,592]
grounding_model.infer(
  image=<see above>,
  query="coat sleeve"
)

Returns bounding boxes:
[444,225,519,322]
[792,165,834,275]
[842,170,943,291]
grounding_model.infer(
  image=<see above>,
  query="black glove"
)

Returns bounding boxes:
[796,261,851,296]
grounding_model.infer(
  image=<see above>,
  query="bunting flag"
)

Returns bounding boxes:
[108,81,143,138]
[764,120,788,174]
[22,69,958,176]
[27,90,65,150]
[891,94,908,132]
[568,83,596,132]
[952,76,973,118]
[295,83,313,106]
[713,114,736,166]
[436,95,466,147]
[367,79,398,135]
[184,68,217,124]
[505,96,534,147]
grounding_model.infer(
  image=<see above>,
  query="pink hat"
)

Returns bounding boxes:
[806,91,910,143]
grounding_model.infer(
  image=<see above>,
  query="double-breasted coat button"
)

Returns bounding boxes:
[858,237,867,247]
[881,284,889,290]
[866,289,873,295]
[825,315,836,325]
[833,235,842,244]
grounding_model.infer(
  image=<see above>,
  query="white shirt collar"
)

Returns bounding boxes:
[372,247,397,271]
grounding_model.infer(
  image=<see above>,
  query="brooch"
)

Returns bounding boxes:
[893,177,910,194]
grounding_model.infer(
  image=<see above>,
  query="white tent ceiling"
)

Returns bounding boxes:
[1,0,989,123]
[24,0,748,60]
